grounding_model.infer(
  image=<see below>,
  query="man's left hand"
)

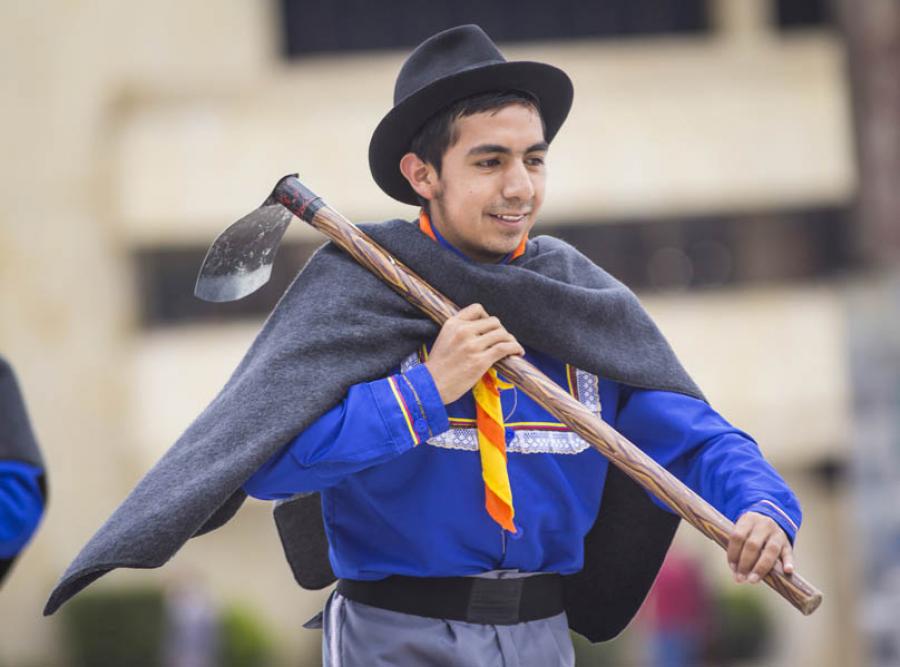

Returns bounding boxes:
[726,511,795,584]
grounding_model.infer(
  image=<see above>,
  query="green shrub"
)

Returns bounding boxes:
[61,587,165,667]
[218,604,276,667]
[706,587,773,663]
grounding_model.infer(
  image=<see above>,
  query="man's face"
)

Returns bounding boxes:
[427,104,548,263]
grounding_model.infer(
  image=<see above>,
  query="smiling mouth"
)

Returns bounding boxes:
[488,213,530,223]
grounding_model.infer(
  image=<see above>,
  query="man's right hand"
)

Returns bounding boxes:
[424,303,525,405]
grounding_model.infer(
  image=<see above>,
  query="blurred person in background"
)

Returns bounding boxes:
[0,356,47,587]
[162,572,219,667]
[643,549,711,667]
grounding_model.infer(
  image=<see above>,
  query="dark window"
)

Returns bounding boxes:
[134,206,853,327]
[773,0,832,30]
[544,206,852,292]
[135,241,321,328]
[278,0,709,57]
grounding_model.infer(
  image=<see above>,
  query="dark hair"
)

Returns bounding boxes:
[408,90,545,177]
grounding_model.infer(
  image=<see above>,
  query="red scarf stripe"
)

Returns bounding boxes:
[485,487,516,532]
[475,405,507,455]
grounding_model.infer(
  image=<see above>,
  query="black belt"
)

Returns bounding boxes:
[337,574,564,625]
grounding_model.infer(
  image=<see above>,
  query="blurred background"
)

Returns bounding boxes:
[1,0,898,665]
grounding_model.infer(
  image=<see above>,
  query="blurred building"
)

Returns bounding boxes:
[0,1,867,665]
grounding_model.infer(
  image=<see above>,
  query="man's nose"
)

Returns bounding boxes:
[502,162,535,201]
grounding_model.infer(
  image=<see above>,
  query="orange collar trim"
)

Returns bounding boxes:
[417,209,527,262]
[418,209,438,242]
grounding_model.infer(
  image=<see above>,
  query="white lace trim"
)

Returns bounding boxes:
[400,351,602,455]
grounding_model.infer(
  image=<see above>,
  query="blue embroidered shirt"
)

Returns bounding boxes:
[244,226,801,580]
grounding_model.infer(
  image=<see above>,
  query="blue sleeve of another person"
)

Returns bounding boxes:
[0,460,45,559]
[614,386,802,542]
[243,364,449,499]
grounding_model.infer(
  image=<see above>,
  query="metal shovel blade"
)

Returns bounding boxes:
[194,202,294,302]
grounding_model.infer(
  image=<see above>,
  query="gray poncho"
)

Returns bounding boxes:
[46,220,701,641]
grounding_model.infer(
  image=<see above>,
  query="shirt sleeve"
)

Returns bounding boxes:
[614,386,802,542]
[243,363,449,500]
[0,460,45,559]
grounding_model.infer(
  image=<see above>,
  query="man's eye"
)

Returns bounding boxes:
[526,156,546,166]
[476,159,500,167]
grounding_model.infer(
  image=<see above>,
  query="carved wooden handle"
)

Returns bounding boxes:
[274,175,823,616]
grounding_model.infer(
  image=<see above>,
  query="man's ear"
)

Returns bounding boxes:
[399,152,438,201]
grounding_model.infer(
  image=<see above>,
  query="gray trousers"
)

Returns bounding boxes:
[321,591,575,667]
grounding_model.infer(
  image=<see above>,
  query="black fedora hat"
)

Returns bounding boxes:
[369,24,574,206]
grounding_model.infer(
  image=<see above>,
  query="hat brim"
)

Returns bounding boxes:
[369,61,574,206]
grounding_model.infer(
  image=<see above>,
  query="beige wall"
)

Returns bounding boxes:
[0,1,858,664]
[117,23,854,244]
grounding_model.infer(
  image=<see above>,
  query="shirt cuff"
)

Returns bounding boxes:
[402,364,450,438]
[370,365,449,448]
[742,500,800,544]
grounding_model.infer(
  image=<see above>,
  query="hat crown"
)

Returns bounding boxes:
[371,24,573,205]
[395,25,506,104]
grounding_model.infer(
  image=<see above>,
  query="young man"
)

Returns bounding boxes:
[243,25,801,666]
[1,356,47,587]
[45,25,801,666]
